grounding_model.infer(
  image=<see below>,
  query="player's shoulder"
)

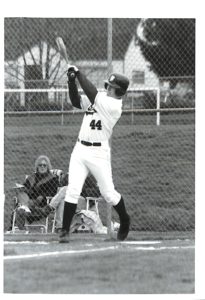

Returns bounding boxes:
[95,91,106,101]
[95,91,114,104]
[95,91,122,109]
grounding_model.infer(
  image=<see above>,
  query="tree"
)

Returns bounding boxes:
[5,18,139,88]
[136,19,195,87]
[4,18,63,88]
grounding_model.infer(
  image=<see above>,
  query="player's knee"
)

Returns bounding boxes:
[64,185,81,204]
[101,189,121,206]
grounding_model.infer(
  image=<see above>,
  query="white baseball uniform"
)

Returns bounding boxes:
[65,91,122,206]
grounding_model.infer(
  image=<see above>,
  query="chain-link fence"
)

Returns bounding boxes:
[4,18,195,234]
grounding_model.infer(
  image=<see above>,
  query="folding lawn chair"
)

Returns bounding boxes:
[10,169,63,234]
[85,196,103,216]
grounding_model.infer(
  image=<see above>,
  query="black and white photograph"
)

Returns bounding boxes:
[2,0,204,297]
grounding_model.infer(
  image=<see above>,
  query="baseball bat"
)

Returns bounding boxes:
[55,36,76,78]
[55,36,70,66]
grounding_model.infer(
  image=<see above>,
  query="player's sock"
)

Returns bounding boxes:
[113,197,129,222]
[62,202,77,232]
[113,197,130,240]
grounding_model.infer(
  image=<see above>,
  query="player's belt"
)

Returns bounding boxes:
[78,138,101,146]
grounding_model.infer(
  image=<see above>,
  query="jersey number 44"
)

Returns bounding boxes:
[90,120,102,130]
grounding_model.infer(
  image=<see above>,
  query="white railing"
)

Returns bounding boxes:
[4,87,195,126]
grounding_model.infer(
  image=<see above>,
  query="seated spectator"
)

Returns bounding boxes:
[13,155,60,230]
[42,172,101,232]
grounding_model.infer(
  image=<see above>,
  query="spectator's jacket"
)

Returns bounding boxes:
[23,171,59,206]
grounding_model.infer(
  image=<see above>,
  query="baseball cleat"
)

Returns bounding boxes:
[59,229,70,243]
[117,215,130,241]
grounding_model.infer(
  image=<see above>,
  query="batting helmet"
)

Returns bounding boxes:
[104,73,129,97]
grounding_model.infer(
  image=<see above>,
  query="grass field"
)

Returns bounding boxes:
[4,232,194,294]
[4,111,195,294]
[4,112,195,232]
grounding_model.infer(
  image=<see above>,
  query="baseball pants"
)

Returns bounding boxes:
[64,142,121,206]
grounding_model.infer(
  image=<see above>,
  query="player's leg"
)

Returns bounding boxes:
[87,156,130,240]
[59,153,89,243]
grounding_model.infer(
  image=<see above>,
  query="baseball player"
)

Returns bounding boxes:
[59,66,130,243]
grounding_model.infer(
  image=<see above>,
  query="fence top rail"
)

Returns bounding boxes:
[4,107,195,116]
[159,75,195,80]
[4,87,160,93]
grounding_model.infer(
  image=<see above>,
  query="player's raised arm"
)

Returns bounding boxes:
[76,71,98,104]
[67,67,82,109]
[67,65,98,105]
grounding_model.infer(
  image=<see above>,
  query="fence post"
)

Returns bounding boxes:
[107,19,113,238]
[131,95,134,125]
[156,87,160,126]
[107,18,113,76]
[106,203,112,237]
[61,95,64,126]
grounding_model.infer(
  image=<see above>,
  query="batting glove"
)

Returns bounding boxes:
[68,65,79,73]
[67,65,79,83]
[67,71,76,83]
